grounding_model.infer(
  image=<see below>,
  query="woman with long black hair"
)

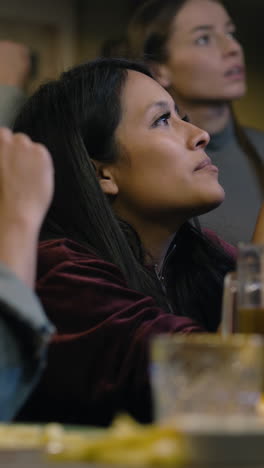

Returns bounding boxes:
[13,57,237,426]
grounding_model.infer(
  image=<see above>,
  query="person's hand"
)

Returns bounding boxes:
[0,127,54,234]
[0,40,31,88]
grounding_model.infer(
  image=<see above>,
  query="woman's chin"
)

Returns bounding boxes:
[196,188,225,216]
[213,186,225,205]
[224,82,247,101]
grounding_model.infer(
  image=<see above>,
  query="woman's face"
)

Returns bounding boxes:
[107,70,225,232]
[160,0,246,102]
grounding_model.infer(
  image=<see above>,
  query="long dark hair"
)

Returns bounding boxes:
[100,0,189,61]
[126,0,188,61]
[14,57,234,331]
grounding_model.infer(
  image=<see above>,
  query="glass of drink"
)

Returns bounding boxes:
[150,334,264,423]
[221,243,264,335]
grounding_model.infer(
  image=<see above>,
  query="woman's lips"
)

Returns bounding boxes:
[195,157,218,173]
[224,65,245,80]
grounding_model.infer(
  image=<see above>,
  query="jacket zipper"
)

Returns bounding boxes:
[154,245,176,314]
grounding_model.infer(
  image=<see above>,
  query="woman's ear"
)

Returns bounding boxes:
[92,160,119,196]
[148,62,172,89]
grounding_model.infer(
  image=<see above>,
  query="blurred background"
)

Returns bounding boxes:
[1,0,263,129]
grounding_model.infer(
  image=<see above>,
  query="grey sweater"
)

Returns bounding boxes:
[199,121,264,246]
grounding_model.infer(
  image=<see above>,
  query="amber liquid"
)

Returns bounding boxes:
[237,307,264,334]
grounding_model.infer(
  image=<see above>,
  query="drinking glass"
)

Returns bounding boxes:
[221,243,264,335]
[150,334,264,423]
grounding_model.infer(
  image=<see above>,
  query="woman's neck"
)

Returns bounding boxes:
[125,216,182,265]
[169,92,231,135]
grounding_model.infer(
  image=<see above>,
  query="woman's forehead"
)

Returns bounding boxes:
[171,0,230,33]
[120,70,173,118]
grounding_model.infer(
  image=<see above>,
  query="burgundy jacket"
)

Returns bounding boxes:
[17,231,236,426]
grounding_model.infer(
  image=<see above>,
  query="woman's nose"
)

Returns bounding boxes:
[187,124,210,151]
[222,35,242,57]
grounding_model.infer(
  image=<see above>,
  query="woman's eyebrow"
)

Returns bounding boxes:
[191,20,234,34]
[147,101,170,112]
[191,25,213,33]
[146,100,180,115]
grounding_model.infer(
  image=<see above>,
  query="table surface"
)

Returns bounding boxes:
[3,416,264,468]
[5,463,264,468]
[1,451,264,468]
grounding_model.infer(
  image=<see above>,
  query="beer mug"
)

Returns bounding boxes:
[221,243,264,335]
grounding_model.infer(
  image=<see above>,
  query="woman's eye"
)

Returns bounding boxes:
[195,35,210,46]
[152,112,171,127]
[227,30,237,40]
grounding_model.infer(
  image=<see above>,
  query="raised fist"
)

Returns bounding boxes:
[0,127,54,233]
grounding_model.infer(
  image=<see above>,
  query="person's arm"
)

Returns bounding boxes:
[0,127,54,420]
[0,128,54,287]
[0,41,31,127]
[0,264,54,421]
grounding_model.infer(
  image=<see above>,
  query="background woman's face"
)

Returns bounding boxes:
[162,0,246,102]
[109,71,224,231]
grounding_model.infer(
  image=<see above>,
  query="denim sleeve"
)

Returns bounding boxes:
[0,263,54,421]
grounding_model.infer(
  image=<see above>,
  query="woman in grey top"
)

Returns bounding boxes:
[121,0,264,246]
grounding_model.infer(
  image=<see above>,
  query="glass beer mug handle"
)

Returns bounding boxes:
[221,271,237,336]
